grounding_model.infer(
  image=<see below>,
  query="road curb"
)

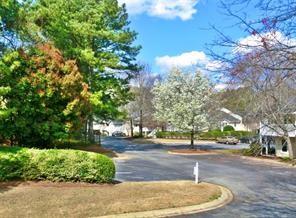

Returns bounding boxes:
[96,184,233,218]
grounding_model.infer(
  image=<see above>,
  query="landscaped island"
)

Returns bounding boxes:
[0,181,223,217]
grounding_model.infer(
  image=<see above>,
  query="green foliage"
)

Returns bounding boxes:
[26,0,140,120]
[0,0,140,143]
[223,125,235,131]
[215,87,253,117]
[0,44,90,147]
[0,146,115,183]
[156,131,192,139]
[52,139,93,149]
[242,142,262,156]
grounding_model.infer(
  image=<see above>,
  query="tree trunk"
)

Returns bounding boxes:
[285,136,294,159]
[130,118,134,137]
[190,129,194,149]
[84,120,88,143]
[88,116,95,143]
[98,130,101,146]
[161,124,165,132]
[139,109,143,138]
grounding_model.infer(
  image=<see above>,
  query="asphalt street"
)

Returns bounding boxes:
[103,137,296,218]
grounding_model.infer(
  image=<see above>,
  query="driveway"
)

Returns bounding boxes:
[103,137,296,218]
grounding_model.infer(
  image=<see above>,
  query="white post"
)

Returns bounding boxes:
[193,162,199,184]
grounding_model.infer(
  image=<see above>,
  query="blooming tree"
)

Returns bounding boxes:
[153,69,211,149]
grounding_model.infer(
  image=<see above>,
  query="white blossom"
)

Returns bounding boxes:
[152,69,211,132]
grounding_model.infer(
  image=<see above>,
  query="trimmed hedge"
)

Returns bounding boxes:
[223,125,235,131]
[0,147,115,183]
[156,130,255,140]
[156,131,192,139]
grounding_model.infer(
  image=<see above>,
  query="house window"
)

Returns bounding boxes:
[282,139,288,152]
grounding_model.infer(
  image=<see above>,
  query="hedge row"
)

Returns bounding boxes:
[0,147,115,183]
[156,130,255,140]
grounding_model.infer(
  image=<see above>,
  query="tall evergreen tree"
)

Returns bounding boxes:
[1,0,140,142]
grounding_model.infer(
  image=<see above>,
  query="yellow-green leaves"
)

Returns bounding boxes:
[90,91,103,107]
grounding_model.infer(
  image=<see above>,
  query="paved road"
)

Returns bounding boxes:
[103,137,296,218]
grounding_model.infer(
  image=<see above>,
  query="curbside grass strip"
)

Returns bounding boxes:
[96,184,233,218]
[241,156,296,168]
[168,151,219,156]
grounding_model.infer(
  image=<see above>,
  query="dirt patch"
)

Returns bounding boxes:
[0,181,221,218]
[169,149,217,155]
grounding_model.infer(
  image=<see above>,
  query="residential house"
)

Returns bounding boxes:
[259,113,296,158]
[93,120,151,136]
[219,108,253,131]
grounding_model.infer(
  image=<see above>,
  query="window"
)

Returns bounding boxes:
[282,139,288,152]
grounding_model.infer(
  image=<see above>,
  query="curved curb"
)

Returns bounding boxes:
[168,151,219,156]
[96,184,233,218]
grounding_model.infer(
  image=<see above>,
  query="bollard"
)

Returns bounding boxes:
[193,162,199,184]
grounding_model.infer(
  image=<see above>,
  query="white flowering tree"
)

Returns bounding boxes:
[153,69,211,149]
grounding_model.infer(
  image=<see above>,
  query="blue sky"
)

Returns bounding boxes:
[119,0,261,81]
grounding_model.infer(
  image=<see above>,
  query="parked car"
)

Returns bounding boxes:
[217,136,239,144]
[112,131,126,137]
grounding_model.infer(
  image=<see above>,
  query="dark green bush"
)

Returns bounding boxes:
[0,147,115,183]
[156,131,192,139]
[51,139,93,149]
[223,125,235,131]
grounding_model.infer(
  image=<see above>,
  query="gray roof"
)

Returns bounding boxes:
[218,110,241,123]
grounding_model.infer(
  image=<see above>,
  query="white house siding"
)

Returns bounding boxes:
[219,108,252,132]
[93,122,130,136]
[260,123,296,158]
[93,121,151,136]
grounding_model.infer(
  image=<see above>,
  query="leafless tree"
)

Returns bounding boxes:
[208,0,296,158]
[126,63,160,137]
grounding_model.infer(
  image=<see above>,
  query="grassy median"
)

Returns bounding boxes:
[0,181,221,218]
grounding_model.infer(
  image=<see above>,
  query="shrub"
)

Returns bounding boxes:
[242,142,262,157]
[223,125,235,131]
[0,147,115,183]
[156,131,192,139]
[51,139,93,149]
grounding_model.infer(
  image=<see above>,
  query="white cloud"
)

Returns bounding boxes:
[214,83,228,91]
[234,31,296,54]
[155,51,226,89]
[155,51,223,72]
[155,51,208,70]
[119,0,199,21]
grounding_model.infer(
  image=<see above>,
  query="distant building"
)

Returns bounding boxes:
[219,108,253,131]
[93,120,151,136]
